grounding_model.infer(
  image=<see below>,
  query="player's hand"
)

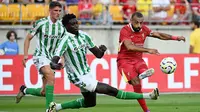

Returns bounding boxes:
[99,45,107,52]
[177,36,185,42]
[50,56,63,70]
[50,62,63,70]
[147,49,160,55]
[22,56,28,68]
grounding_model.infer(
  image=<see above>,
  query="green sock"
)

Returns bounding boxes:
[61,98,86,109]
[45,85,54,109]
[25,88,43,96]
[116,90,143,99]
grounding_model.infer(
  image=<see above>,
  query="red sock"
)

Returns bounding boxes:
[133,84,148,112]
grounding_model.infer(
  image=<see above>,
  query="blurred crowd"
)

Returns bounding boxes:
[0,0,199,25]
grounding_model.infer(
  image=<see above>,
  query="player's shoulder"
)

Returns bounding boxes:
[120,24,131,33]
[34,17,48,25]
[141,25,151,32]
[121,24,130,30]
[64,31,75,38]
[141,25,150,30]
[79,30,91,37]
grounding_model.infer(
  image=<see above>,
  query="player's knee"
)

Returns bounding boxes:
[40,88,46,96]
[41,91,46,96]
[129,78,140,86]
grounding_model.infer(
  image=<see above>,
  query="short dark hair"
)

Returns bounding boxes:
[131,12,143,19]
[192,21,200,28]
[6,30,17,40]
[62,13,76,26]
[49,1,62,9]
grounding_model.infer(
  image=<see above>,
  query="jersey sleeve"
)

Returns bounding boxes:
[55,34,69,57]
[84,33,95,49]
[144,25,152,36]
[119,27,131,42]
[29,19,45,36]
[190,32,196,46]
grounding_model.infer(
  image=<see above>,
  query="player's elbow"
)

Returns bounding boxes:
[126,46,136,51]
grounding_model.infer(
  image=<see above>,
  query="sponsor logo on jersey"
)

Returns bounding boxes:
[73,44,87,52]
[44,34,62,39]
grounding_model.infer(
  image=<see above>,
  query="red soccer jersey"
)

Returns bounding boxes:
[117,23,152,60]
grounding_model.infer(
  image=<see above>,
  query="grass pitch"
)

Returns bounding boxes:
[0,94,200,112]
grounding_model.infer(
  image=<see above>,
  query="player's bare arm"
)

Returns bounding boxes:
[89,45,107,58]
[123,39,159,55]
[149,32,185,42]
[23,33,33,67]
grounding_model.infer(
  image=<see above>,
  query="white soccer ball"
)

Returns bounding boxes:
[160,57,177,74]
[0,49,5,55]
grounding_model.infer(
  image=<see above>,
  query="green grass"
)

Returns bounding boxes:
[0,94,200,112]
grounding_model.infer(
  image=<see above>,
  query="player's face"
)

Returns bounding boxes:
[66,18,79,35]
[130,16,144,32]
[49,6,62,21]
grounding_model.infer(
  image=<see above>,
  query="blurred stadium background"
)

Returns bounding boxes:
[0,0,200,112]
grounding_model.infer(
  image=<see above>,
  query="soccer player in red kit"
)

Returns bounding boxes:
[117,12,185,112]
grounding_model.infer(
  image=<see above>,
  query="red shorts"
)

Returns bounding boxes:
[117,59,148,83]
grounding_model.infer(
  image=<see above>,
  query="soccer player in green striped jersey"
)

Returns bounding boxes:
[48,14,160,112]
[15,2,65,112]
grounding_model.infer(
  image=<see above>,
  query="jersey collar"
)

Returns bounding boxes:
[48,16,59,25]
[129,23,135,32]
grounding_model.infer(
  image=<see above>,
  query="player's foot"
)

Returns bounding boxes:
[16,85,26,103]
[47,102,57,112]
[138,68,155,79]
[146,110,150,112]
[150,88,159,100]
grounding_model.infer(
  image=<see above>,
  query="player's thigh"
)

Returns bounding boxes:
[81,92,96,106]
[73,73,98,93]
[33,56,55,85]
[33,56,54,79]
[135,59,148,74]
[118,61,138,83]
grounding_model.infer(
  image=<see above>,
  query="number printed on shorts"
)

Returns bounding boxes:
[33,58,44,65]
[76,82,86,88]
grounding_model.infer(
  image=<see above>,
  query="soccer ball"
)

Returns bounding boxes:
[160,57,177,74]
[0,49,5,55]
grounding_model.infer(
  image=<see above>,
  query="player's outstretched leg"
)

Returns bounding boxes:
[47,92,96,112]
[138,68,155,80]
[15,85,44,103]
[95,82,159,100]
[15,77,47,103]
[136,68,154,112]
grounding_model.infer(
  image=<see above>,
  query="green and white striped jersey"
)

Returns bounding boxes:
[55,30,95,83]
[29,16,66,59]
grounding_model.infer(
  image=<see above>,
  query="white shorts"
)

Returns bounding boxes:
[73,72,98,92]
[33,56,51,73]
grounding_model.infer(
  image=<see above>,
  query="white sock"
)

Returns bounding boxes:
[143,93,151,99]
[23,88,27,94]
[56,104,62,111]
